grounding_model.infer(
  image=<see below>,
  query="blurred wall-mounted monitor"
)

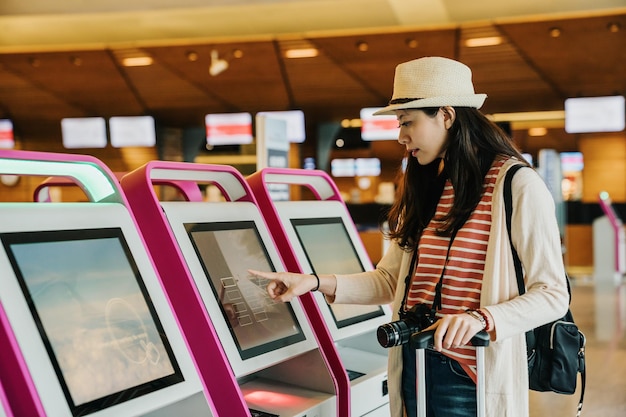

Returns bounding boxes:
[109,116,156,148]
[0,119,14,149]
[272,201,392,341]
[331,158,381,177]
[61,117,107,149]
[565,95,625,133]
[257,110,306,143]
[355,158,381,176]
[360,107,399,141]
[331,158,356,177]
[560,151,583,201]
[560,151,584,172]
[205,113,253,146]
[159,201,317,378]
[0,204,211,416]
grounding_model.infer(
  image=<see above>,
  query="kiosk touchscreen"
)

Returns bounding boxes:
[0,203,213,417]
[160,200,337,417]
[289,213,388,335]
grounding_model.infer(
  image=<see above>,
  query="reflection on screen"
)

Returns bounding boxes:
[1,228,183,416]
[185,221,305,360]
[291,217,385,328]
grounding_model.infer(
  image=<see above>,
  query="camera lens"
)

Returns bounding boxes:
[377,320,414,348]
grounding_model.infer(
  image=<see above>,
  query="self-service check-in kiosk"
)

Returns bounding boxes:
[247,168,393,417]
[0,150,221,417]
[593,191,626,341]
[121,161,346,417]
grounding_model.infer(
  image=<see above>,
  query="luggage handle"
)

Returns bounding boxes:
[410,329,490,349]
[410,329,490,417]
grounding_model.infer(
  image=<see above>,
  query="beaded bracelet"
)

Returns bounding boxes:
[475,309,492,332]
[311,272,320,292]
[465,309,487,330]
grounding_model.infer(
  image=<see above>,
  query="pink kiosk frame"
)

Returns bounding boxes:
[120,161,349,417]
[0,150,239,417]
[247,167,362,414]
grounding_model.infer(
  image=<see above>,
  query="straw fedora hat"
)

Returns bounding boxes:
[373,56,487,115]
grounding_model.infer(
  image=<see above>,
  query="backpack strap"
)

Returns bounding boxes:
[503,164,526,296]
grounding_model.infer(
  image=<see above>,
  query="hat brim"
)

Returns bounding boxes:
[372,94,487,115]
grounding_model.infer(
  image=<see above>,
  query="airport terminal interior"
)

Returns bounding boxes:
[1,1,625,416]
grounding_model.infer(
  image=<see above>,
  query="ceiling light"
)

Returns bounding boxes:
[356,41,369,52]
[528,127,548,136]
[114,48,153,67]
[209,50,229,76]
[607,22,621,33]
[549,27,562,38]
[349,119,361,128]
[186,51,199,62]
[464,36,502,47]
[232,49,244,58]
[122,56,153,67]
[285,48,319,58]
[406,38,419,48]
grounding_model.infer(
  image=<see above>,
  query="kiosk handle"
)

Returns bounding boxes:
[0,150,122,203]
[248,167,343,202]
[145,161,254,202]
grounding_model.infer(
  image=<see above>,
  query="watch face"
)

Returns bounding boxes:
[1,174,20,187]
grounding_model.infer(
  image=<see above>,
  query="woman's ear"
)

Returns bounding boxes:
[441,106,456,129]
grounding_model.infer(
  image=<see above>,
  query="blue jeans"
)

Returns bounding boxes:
[402,343,477,417]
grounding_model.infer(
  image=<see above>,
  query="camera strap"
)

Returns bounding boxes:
[399,247,419,315]
[432,227,459,311]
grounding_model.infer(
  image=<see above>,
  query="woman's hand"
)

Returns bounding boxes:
[424,311,487,352]
[248,269,317,303]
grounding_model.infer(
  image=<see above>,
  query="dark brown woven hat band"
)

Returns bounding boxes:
[389,98,423,105]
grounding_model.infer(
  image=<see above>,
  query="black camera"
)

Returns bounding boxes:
[376,304,437,348]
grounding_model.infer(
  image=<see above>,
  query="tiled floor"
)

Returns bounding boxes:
[529,279,626,417]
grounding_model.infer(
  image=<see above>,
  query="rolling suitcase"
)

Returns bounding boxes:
[410,330,490,417]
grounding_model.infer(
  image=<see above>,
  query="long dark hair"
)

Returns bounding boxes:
[385,107,529,250]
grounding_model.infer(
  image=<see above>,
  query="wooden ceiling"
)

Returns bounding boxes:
[0,5,624,154]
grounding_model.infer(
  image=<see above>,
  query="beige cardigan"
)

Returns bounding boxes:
[328,159,570,417]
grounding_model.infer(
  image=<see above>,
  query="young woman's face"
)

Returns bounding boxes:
[395,108,452,165]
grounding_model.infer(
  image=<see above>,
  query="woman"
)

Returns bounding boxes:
[249,56,569,417]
